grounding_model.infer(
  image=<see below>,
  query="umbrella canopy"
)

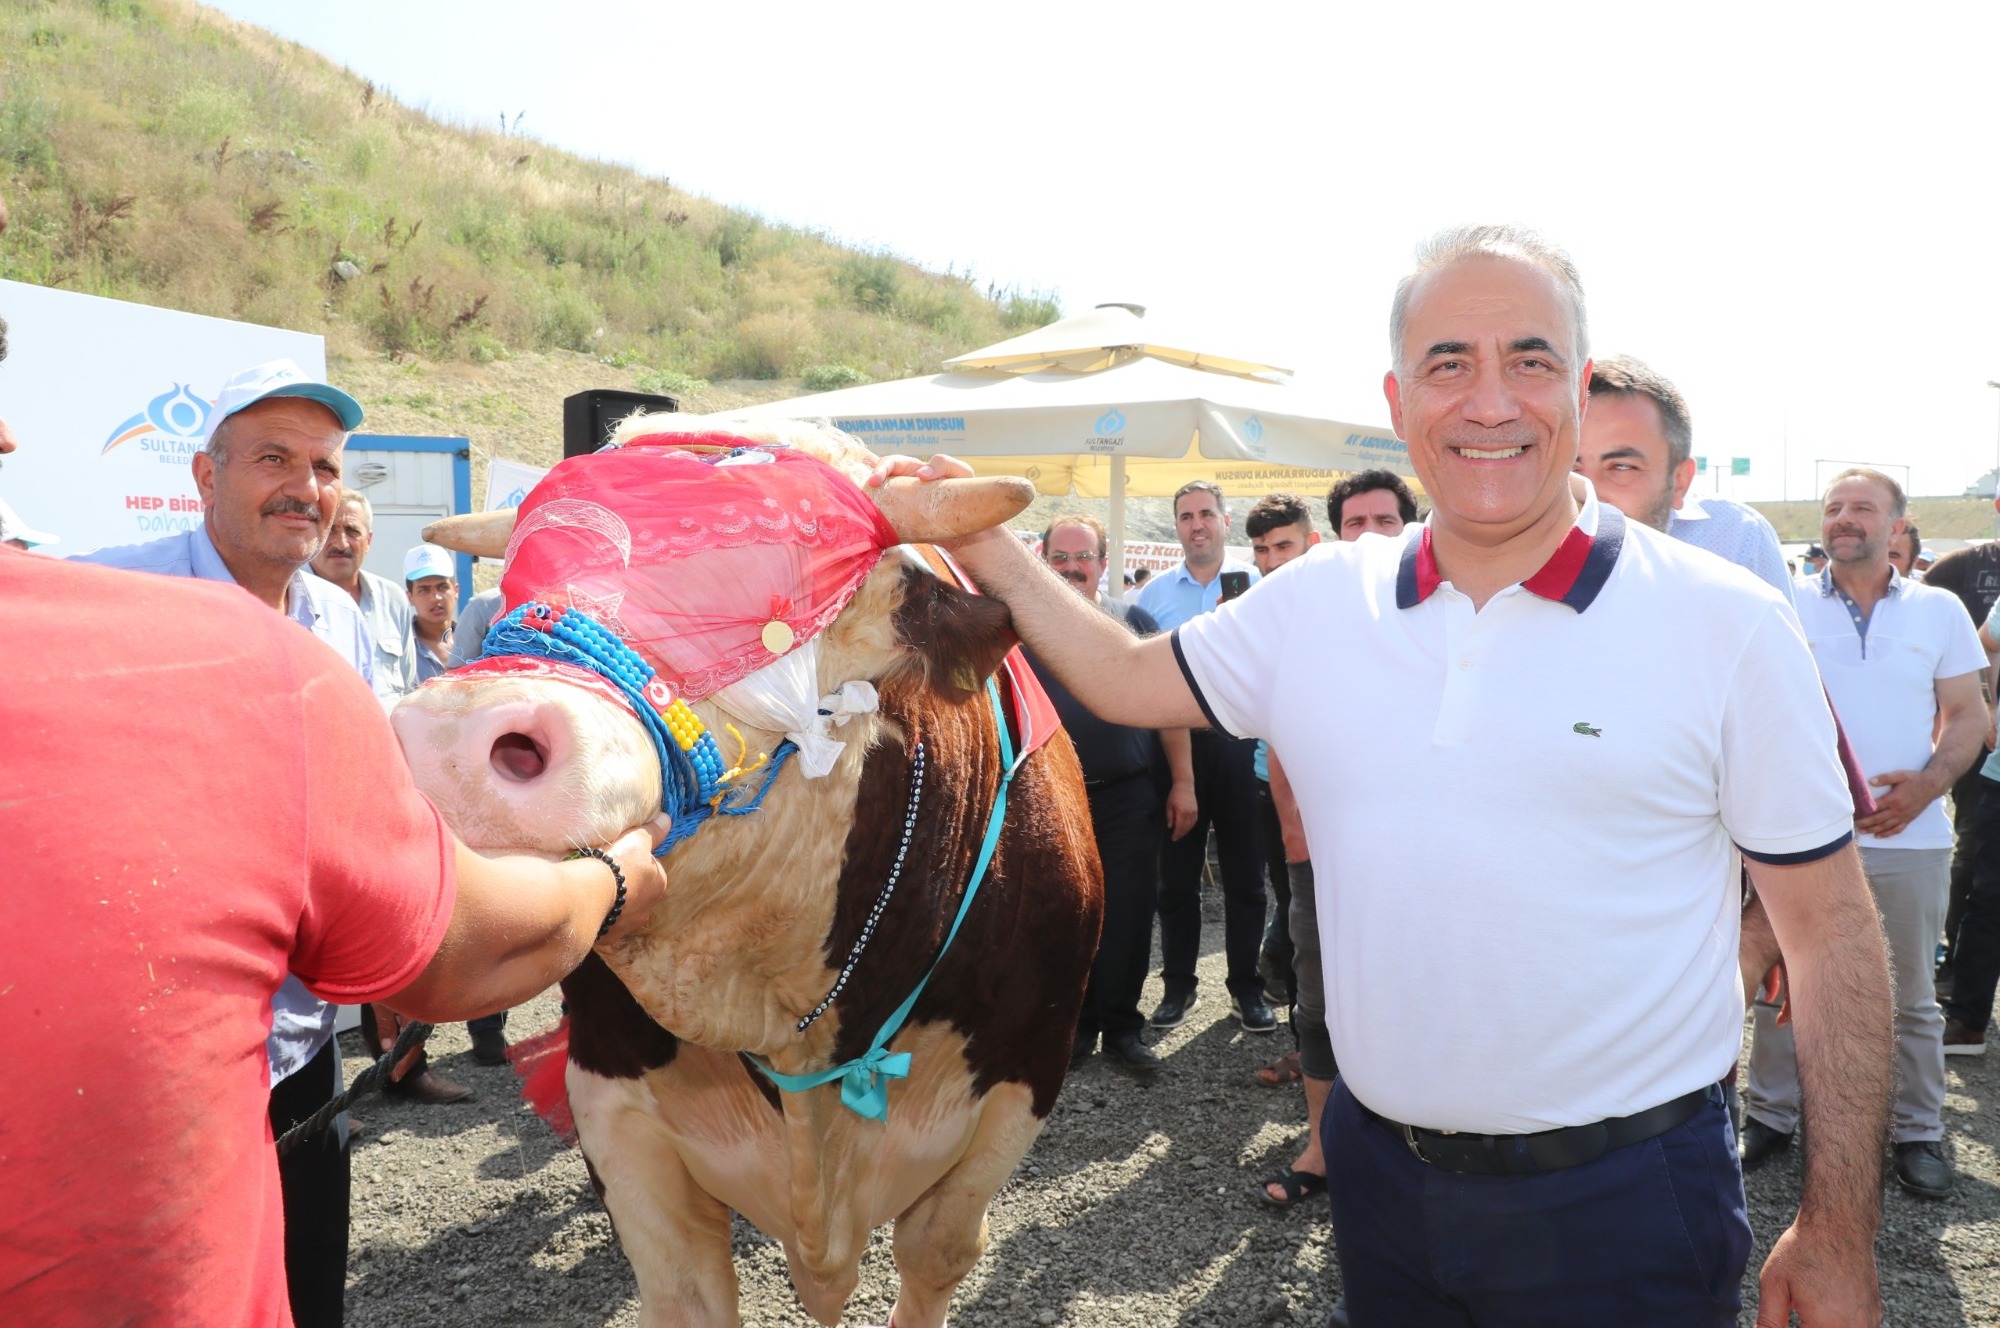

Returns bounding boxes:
[944,301,1292,380]
[726,307,1409,595]
[730,355,1409,498]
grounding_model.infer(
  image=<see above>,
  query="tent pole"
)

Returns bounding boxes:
[1106,456,1128,601]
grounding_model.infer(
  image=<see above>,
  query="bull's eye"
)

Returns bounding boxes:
[491,731,549,782]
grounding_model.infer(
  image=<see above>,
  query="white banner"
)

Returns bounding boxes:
[485,457,549,511]
[0,279,327,556]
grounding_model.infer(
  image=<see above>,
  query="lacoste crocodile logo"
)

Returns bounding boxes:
[1572,722,1602,738]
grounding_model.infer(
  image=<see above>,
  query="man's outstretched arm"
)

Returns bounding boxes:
[385,827,667,1023]
[1745,844,1891,1328]
[872,455,1205,731]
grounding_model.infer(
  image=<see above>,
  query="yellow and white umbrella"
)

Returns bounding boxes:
[731,305,1407,592]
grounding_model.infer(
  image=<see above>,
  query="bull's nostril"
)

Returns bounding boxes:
[491,732,549,782]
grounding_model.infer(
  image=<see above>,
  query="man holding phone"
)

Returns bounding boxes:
[1135,481,1273,1032]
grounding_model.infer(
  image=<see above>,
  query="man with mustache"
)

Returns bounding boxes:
[313,489,421,706]
[1742,469,1987,1199]
[1032,515,1178,1078]
[74,358,374,1328]
[874,226,1894,1325]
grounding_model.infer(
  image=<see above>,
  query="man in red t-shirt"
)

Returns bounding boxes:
[0,550,666,1326]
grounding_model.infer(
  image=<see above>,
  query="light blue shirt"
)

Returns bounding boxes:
[1133,558,1259,633]
[74,524,374,1085]
[352,569,419,702]
[448,586,505,668]
[1668,496,1790,597]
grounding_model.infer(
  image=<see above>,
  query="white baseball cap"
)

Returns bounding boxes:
[201,359,364,446]
[403,543,456,582]
[0,493,58,547]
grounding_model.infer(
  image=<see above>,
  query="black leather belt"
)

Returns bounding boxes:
[1358,1085,1716,1175]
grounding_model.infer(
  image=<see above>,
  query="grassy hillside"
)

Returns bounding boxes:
[0,0,1055,384]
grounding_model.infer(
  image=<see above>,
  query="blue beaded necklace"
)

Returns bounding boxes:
[478,601,795,855]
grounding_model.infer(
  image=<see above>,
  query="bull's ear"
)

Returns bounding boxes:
[890,563,1017,703]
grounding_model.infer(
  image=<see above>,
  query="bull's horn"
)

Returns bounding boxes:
[872,475,1034,544]
[422,509,517,560]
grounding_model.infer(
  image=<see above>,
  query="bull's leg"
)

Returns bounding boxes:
[569,1066,741,1328]
[886,1083,1044,1328]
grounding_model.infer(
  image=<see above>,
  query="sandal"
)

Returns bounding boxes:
[1256,1165,1327,1209]
[1253,1050,1302,1087]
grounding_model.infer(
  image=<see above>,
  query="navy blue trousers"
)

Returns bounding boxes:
[1323,1079,1750,1326]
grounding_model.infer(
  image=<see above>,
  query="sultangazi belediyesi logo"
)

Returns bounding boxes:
[101,384,212,463]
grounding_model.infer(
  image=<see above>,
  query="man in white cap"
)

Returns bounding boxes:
[403,543,459,683]
[314,489,419,705]
[73,358,373,1328]
[0,493,57,551]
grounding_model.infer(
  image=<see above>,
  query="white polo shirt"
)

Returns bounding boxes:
[1792,567,1986,851]
[1173,490,1854,1134]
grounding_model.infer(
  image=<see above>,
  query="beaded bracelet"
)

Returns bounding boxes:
[569,846,627,940]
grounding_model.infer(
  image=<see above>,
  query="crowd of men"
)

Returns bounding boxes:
[8,222,2000,1326]
[937,226,1999,1326]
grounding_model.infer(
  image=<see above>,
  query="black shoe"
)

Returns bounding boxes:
[1738,1117,1793,1170]
[1324,1295,1350,1328]
[1149,990,1198,1029]
[1894,1140,1954,1197]
[469,1024,510,1067]
[1102,1032,1163,1080]
[1231,995,1278,1034]
[1258,948,1295,1006]
[1069,1029,1098,1069]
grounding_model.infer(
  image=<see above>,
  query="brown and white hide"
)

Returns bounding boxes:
[394,416,1102,1328]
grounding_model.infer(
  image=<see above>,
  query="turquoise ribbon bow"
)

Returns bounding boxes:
[751,676,1020,1122]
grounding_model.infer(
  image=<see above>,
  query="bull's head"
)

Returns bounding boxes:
[390,417,1030,1049]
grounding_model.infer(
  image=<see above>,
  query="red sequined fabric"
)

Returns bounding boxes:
[499,434,900,700]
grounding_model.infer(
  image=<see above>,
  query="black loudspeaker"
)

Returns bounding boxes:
[562,388,678,459]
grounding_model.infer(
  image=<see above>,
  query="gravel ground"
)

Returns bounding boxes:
[344,892,2000,1327]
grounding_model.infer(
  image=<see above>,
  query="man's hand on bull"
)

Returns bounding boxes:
[599,816,673,942]
[865,453,1208,735]
[378,817,670,1026]
[866,453,1005,553]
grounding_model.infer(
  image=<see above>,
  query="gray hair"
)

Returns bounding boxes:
[204,413,236,462]
[1389,225,1589,375]
[1824,466,1907,520]
[331,487,374,527]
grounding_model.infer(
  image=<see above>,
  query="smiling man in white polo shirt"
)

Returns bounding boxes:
[871,225,1893,1327]
[1742,468,1986,1198]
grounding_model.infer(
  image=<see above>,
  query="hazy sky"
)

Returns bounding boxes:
[206,0,2000,501]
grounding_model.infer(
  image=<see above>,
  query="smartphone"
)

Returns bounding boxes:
[1219,570,1251,602]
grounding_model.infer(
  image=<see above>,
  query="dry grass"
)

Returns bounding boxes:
[0,0,1054,381]
[1752,497,2000,542]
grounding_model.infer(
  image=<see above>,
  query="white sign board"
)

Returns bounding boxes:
[485,457,549,512]
[0,279,327,555]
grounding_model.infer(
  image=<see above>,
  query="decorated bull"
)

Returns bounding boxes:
[394,416,1103,1327]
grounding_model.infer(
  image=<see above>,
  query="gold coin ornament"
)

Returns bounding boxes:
[761,620,797,655]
